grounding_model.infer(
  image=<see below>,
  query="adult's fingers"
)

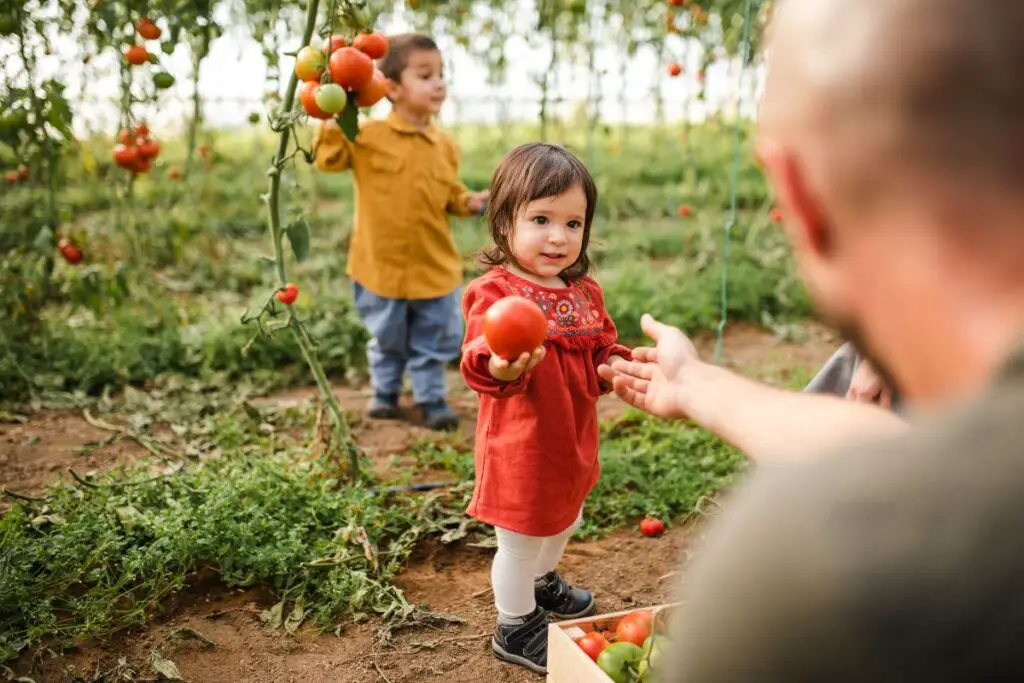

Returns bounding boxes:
[612,376,648,411]
[630,346,657,363]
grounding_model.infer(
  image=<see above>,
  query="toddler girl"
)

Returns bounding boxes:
[460,142,631,674]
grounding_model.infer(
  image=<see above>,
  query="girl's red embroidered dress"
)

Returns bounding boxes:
[460,268,631,537]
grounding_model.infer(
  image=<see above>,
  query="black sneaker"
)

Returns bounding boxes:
[420,401,459,431]
[367,393,400,419]
[535,571,595,620]
[492,606,548,674]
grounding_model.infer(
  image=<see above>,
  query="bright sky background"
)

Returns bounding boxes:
[0,1,765,137]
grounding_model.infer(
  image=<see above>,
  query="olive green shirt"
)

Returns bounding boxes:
[667,342,1024,683]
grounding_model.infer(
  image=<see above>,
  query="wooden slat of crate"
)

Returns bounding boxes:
[546,603,679,683]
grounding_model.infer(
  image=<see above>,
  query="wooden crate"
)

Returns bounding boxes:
[546,603,679,683]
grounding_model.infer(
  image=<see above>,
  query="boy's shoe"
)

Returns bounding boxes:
[492,606,548,675]
[367,393,400,420]
[420,401,459,431]
[535,571,596,620]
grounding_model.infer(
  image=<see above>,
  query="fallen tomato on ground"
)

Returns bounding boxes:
[640,516,665,537]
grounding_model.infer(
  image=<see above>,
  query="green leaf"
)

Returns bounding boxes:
[33,226,54,251]
[284,219,310,263]
[337,93,359,142]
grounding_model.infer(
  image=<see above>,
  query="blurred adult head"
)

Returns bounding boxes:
[757,0,1024,405]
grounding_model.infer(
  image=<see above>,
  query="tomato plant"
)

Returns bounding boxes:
[483,296,548,360]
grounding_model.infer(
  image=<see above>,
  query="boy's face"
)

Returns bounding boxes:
[387,49,447,116]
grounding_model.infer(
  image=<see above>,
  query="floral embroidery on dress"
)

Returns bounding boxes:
[504,276,605,339]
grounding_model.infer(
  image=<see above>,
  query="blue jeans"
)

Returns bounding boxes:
[352,282,464,405]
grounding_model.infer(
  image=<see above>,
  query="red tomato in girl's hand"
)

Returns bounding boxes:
[576,631,610,661]
[615,610,653,648]
[483,296,547,360]
[640,516,666,537]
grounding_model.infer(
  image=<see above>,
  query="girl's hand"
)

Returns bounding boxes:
[488,345,546,383]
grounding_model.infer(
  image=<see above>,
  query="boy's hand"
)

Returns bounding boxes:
[467,190,489,215]
[488,345,546,383]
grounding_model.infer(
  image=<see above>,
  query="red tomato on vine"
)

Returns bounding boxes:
[355,70,388,108]
[124,45,148,66]
[300,82,333,120]
[277,283,299,305]
[353,32,389,60]
[136,18,161,40]
[329,47,374,91]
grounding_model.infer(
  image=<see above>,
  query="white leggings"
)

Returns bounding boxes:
[492,510,583,619]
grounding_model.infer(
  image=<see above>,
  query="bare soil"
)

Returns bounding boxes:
[2,323,838,683]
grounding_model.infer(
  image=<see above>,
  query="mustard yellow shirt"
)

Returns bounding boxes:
[312,112,474,300]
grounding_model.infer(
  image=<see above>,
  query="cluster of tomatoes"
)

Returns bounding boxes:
[296,32,390,119]
[124,17,160,65]
[58,237,82,265]
[575,610,668,683]
[3,165,29,185]
[112,122,161,175]
[124,17,175,89]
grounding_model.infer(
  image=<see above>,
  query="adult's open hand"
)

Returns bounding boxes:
[597,314,700,419]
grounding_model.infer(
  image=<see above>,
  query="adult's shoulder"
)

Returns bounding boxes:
[665,387,1024,683]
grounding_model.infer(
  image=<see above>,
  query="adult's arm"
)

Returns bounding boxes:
[677,360,908,462]
[597,315,908,463]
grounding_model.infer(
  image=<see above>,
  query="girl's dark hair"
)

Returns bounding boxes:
[481,142,598,281]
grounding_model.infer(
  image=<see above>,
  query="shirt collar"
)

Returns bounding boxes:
[386,111,439,142]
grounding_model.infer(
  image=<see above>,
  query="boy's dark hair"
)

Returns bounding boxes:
[379,33,440,82]
[481,143,598,281]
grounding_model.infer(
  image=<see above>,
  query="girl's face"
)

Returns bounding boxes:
[508,184,588,285]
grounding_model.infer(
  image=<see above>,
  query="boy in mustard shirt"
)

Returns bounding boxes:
[313,33,488,431]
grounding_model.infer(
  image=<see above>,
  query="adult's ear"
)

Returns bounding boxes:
[756,138,845,314]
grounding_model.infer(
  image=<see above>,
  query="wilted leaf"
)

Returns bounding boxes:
[284,597,306,635]
[30,515,66,527]
[149,652,182,680]
[260,600,284,630]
